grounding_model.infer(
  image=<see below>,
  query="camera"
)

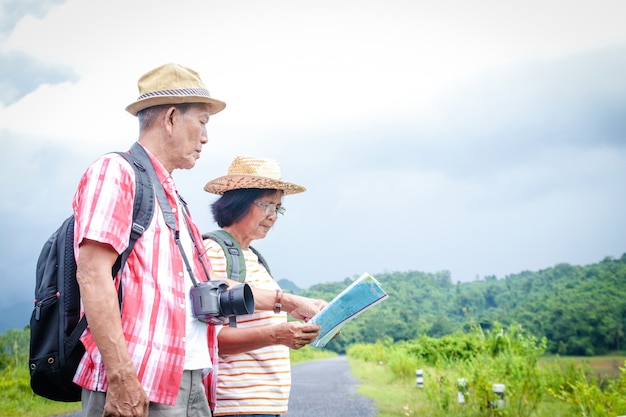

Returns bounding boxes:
[190,280,254,325]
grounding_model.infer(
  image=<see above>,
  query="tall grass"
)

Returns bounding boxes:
[347,324,626,417]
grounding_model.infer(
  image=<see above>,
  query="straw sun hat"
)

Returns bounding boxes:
[125,63,226,116]
[204,156,306,195]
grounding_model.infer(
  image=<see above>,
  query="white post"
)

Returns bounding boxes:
[415,369,423,388]
[492,383,505,408]
[457,378,467,403]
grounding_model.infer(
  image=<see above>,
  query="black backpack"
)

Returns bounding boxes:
[29,147,155,402]
[202,229,271,283]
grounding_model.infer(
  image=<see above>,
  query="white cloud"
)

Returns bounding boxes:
[3,0,625,147]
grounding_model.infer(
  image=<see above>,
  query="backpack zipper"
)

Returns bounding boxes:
[34,292,60,320]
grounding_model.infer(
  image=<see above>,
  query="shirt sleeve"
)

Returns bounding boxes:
[72,153,136,255]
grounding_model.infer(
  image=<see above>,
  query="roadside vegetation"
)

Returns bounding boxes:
[347,324,626,417]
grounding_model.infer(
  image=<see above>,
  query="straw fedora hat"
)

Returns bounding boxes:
[204,156,306,195]
[125,63,226,116]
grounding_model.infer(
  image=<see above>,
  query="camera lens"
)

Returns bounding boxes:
[219,283,254,317]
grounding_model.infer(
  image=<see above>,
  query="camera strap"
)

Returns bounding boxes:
[179,195,213,282]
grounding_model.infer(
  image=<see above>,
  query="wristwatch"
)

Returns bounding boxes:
[273,289,283,314]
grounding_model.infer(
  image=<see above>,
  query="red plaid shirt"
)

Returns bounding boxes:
[71,145,218,406]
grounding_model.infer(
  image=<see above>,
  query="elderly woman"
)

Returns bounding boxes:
[203,156,326,417]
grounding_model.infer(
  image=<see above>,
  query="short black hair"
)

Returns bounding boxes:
[212,188,278,228]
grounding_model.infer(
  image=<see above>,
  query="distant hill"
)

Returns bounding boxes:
[298,253,626,355]
[277,278,301,293]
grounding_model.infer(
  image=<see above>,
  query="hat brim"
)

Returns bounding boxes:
[126,95,226,116]
[204,175,306,195]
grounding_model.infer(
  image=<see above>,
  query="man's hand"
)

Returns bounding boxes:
[76,239,149,417]
[103,370,149,417]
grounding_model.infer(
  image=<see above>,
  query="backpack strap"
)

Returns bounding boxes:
[202,229,272,328]
[66,146,155,352]
[250,246,271,277]
[202,230,246,282]
[114,150,156,277]
[202,229,272,282]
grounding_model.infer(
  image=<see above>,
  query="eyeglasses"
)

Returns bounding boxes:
[254,200,286,217]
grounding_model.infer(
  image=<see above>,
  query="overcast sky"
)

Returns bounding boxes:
[1,0,625,310]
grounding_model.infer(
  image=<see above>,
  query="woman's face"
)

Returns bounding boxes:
[238,190,284,242]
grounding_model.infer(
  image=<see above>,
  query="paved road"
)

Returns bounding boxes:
[60,356,375,417]
[287,355,376,417]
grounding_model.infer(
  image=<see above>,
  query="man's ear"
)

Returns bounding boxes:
[164,106,177,135]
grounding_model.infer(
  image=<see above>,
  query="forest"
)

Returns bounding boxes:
[291,253,626,355]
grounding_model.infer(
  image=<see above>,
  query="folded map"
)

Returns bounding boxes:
[308,272,388,347]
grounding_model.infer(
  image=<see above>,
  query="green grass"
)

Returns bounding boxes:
[349,357,419,417]
[0,366,81,417]
[348,356,626,417]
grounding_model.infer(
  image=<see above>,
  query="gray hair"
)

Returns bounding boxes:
[137,103,201,131]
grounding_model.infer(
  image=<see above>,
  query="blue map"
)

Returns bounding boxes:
[309,273,388,347]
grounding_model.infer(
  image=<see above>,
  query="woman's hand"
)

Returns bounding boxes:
[273,322,321,349]
[284,294,327,322]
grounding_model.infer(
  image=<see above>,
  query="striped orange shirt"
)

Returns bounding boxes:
[204,240,291,415]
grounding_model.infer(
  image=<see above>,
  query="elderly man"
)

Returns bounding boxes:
[74,63,225,417]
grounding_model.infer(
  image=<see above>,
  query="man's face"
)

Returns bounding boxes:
[169,103,212,170]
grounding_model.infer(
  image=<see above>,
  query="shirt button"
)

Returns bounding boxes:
[178,272,184,277]
[172,207,177,213]
[180,303,185,309]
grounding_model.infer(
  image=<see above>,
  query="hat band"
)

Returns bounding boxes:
[136,87,212,100]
